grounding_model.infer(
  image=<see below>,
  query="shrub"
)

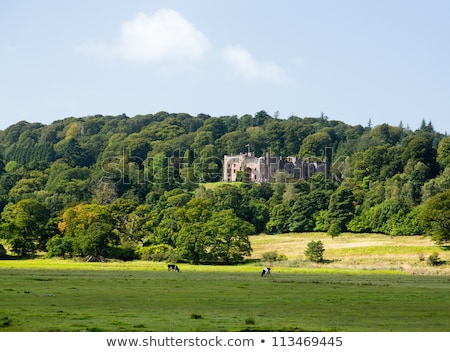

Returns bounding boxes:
[261,250,287,262]
[261,250,278,262]
[107,245,139,261]
[427,252,444,266]
[276,253,288,261]
[46,236,74,258]
[167,249,182,263]
[138,244,174,261]
[327,223,342,238]
[304,240,325,263]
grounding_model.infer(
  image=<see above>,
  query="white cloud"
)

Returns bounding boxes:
[82,9,210,63]
[222,45,288,84]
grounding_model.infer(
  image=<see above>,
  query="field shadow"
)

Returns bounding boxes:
[0,254,38,261]
[240,327,318,332]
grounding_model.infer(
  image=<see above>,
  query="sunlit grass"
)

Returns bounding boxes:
[249,232,449,273]
[0,232,449,332]
[0,258,164,271]
[202,181,244,190]
[0,262,449,332]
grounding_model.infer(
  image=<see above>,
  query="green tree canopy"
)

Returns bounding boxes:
[420,190,450,244]
[0,199,50,255]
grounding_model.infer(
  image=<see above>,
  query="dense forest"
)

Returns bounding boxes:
[0,111,449,263]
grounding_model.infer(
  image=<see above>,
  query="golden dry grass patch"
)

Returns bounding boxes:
[248,232,450,274]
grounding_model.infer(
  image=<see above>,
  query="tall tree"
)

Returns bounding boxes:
[57,203,117,256]
[327,183,356,233]
[420,190,450,244]
[437,136,450,170]
[204,209,254,263]
[299,131,333,158]
[402,135,439,178]
[0,199,50,255]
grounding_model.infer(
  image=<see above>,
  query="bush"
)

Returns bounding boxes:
[166,249,182,263]
[261,250,278,262]
[427,252,444,266]
[138,244,174,261]
[261,250,287,262]
[327,223,342,238]
[276,253,288,261]
[304,240,325,263]
[46,236,74,258]
[106,245,139,261]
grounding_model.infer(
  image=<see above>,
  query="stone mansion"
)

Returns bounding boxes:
[223,151,328,183]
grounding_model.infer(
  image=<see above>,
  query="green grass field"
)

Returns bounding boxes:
[0,233,449,332]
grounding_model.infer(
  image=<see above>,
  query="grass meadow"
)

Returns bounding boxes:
[0,233,449,332]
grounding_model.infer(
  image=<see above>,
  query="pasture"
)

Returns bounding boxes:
[250,232,450,274]
[0,233,449,332]
[0,260,449,332]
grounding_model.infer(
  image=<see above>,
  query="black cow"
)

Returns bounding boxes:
[261,267,271,276]
[168,264,180,272]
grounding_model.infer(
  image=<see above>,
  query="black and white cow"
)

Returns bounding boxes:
[168,264,180,272]
[261,267,271,276]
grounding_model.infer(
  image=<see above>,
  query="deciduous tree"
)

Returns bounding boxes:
[0,199,50,255]
[420,190,450,244]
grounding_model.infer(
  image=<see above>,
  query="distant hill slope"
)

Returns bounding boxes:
[0,112,449,260]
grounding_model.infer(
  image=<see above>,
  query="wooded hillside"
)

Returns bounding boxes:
[0,111,448,262]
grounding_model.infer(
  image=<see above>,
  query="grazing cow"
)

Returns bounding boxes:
[261,267,271,276]
[168,264,180,272]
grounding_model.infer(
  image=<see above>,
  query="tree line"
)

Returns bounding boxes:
[0,112,449,263]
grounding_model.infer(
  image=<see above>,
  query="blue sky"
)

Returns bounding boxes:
[1,0,450,133]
